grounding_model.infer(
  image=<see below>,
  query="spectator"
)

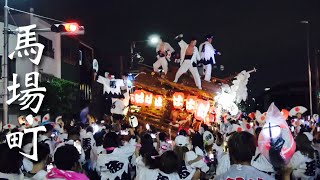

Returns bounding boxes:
[251,127,275,176]
[0,143,24,179]
[53,127,85,166]
[136,134,159,179]
[38,124,55,155]
[97,129,136,179]
[25,143,50,179]
[215,131,274,180]
[157,132,172,155]
[289,132,316,179]
[94,131,106,155]
[139,134,159,168]
[174,135,208,179]
[191,132,204,153]
[138,150,180,180]
[213,132,224,161]
[313,129,320,179]
[46,144,89,180]
[179,129,188,136]
[21,132,34,173]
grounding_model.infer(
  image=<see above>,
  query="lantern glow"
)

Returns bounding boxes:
[154,95,163,109]
[130,94,135,104]
[186,96,197,113]
[134,90,145,106]
[144,92,153,106]
[195,100,210,121]
[173,92,185,109]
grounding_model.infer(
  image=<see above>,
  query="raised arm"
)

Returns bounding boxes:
[178,39,188,49]
[166,42,175,53]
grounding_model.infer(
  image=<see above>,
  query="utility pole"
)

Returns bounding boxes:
[301,20,313,117]
[130,41,135,70]
[2,0,9,126]
[315,49,320,114]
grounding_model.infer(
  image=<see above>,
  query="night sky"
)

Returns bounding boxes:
[2,0,320,97]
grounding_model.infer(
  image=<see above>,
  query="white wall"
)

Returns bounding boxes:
[0,16,62,121]
[31,16,61,78]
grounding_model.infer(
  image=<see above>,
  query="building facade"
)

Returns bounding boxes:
[0,13,93,125]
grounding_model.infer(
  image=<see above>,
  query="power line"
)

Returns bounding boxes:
[8,7,65,24]
[8,9,18,27]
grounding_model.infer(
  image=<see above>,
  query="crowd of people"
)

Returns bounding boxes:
[0,104,319,180]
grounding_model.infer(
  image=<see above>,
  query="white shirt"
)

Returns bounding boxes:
[199,41,217,63]
[97,138,136,180]
[111,98,126,115]
[185,150,209,173]
[156,42,175,54]
[38,135,54,156]
[251,148,275,174]
[289,151,316,180]
[215,164,274,180]
[0,172,24,180]
[135,155,146,180]
[137,168,180,180]
[213,143,224,161]
[216,153,231,175]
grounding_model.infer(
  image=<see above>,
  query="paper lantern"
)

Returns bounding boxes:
[186,96,197,113]
[133,90,145,106]
[195,100,210,121]
[154,95,163,109]
[130,94,135,104]
[144,92,153,106]
[173,92,184,109]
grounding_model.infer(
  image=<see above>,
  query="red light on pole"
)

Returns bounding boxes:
[65,23,79,32]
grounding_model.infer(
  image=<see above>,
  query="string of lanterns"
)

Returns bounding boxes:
[130,90,213,121]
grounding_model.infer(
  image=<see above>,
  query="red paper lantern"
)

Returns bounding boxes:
[133,90,145,106]
[154,95,163,109]
[186,96,197,113]
[173,92,184,109]
[144,92,153,106]
[195,99,210,121]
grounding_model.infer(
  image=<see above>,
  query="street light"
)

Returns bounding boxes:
[300,20,313,116]
[130,34,160,69]
[264,87,271,91]
[149,34,160,45]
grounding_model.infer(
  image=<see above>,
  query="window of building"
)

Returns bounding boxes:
[38,35,54,58]
[0,56,16,81]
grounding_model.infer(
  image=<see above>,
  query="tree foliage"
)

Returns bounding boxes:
[39,78,79,118]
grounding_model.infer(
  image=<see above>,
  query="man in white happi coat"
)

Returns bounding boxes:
[173,34,202,89]
[153,37,175,75]
[198,34,221,82]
